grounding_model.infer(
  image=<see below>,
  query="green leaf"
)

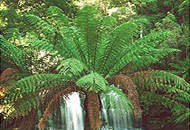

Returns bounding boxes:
[3,74,70,103]
[76,72,108,92]
[103,85,133,112]
[56,58,87,77]
[0,35,28,72]
[47,6,69,27]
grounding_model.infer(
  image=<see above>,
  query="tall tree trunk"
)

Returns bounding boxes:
[84,92,102,130]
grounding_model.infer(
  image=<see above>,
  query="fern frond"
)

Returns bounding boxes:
[174,111,190,124]
[0,36,28,72]
[106,31,174,78]
[100,16,117,32]
[141,92,190,123]
[102,85,132,112]
[99,19,147,75]
[4,28,21,41]
[3,85,77,120]
[8,94,40,119]
[76,72,108,92]
[75,6,100,70]
[109,74,142,119]
[56,58,87,77]
[47,6,69,28]
[130,70,190,92]
[24,14,56,39]
[130,70,190,107]
[170,57,190,80]
[29,39,58,55]
[93,16,118,71]
[3,74,70,103]
[59,26,87,61]
[39,93,60,130]
[126,48,180,73]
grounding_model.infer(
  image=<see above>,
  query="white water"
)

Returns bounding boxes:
[65,92,84,130]
[101,92,136,130]
[47,92,84,130]
[47,92,139,130]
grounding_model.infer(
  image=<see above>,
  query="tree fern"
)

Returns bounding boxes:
[1,6,189,129]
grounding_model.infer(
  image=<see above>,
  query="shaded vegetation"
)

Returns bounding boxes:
[0,0,189,130]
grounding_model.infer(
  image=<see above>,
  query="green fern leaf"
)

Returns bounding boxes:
[0,35,28,72]
[59,26,87,61]
[24,14,56,39]
[30,39,58,55]
[75,6,100,70]
[106,31,174,77]
[131,70,190,92]
[76,72,108,92]
[47,6,69,27]
[98,19,147,74]
[103,85,133,112]
[3,74,70,103]
[56,58,87,77]
[127,48,180,73]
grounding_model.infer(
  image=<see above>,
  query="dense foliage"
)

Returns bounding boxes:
[0,0,189,130]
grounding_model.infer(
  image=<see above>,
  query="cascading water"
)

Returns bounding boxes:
[46,92,140,130]
[101,92,137,130]
[46,92,84,130]
[65,92,84,130]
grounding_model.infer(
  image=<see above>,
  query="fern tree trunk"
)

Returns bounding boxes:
[84,92,102,130]
[109,74,142,128]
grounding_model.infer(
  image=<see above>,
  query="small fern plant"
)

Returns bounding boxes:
[0,6,189,130]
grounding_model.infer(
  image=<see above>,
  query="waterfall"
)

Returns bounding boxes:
[101,92,137,130]
[46,92,84,130]
[46,92,140,130]
[65,92,84,130]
